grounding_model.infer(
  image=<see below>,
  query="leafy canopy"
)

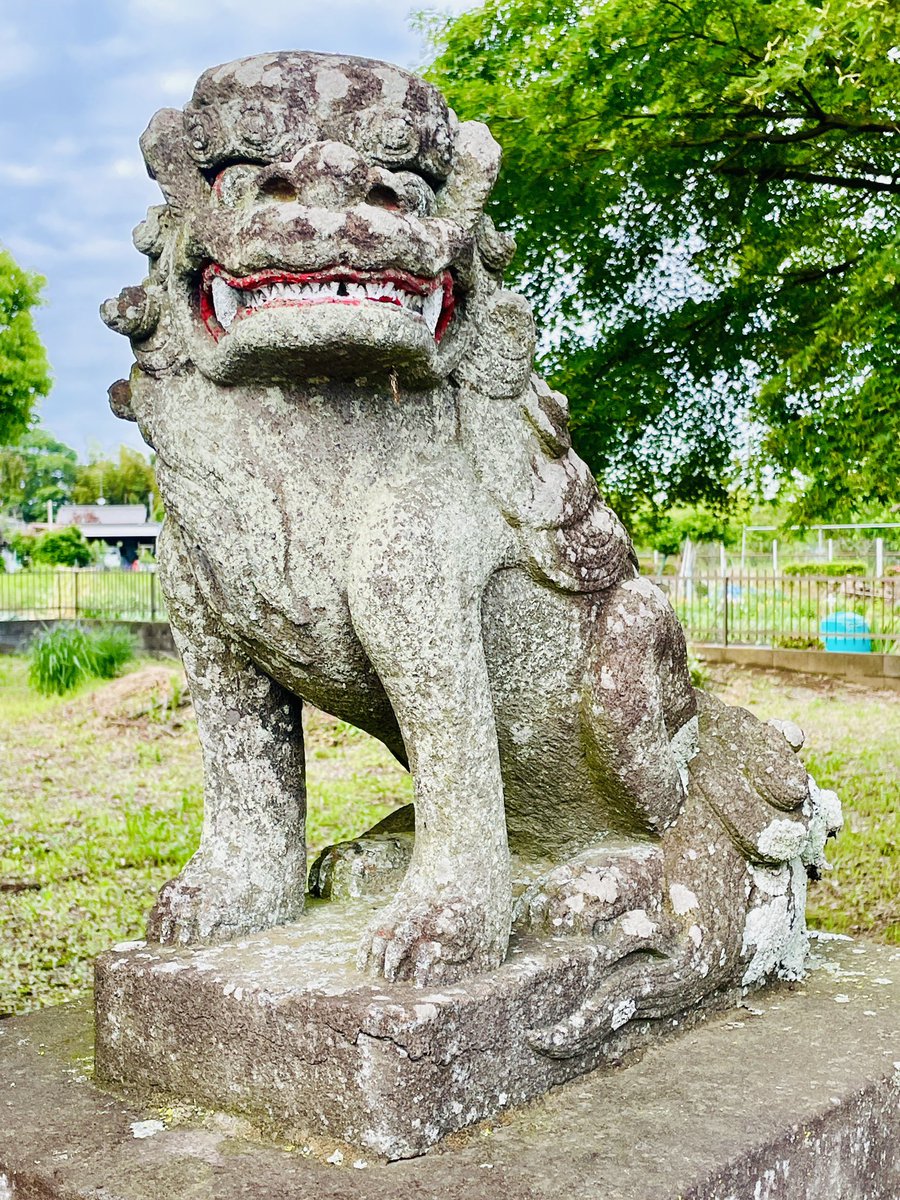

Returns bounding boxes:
[0,426,78,523]
[0,248,51,445]
[72,446,159,514]
[425,0,900,519]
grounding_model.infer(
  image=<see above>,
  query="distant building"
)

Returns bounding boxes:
[54,504,161,565]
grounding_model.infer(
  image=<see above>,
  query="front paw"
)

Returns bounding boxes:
[147,855,304,945]
[357,891,506,986]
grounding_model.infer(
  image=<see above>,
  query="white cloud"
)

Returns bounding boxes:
[157,69,197,98]
[0,22,38,85]
[0,162,43,185]
[110,155,145,179]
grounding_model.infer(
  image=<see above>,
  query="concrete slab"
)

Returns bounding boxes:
[1,936,898,1200]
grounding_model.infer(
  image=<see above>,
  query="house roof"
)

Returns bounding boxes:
[56,504,150,527]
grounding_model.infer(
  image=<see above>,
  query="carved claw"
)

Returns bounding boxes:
[148,855,305,945]
[358,892,501,986]
[308,832,413,901]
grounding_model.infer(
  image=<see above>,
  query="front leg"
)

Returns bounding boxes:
[148,520,307,945]
[348,461,513,985]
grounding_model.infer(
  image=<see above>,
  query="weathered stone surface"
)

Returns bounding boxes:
[94,893,742,1159]
[97,48,844,1145]
[5,938,899,1198]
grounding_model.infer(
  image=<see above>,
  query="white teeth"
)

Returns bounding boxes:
[423,287,443,336]
[211,273,446,338]
[211,275,239,330]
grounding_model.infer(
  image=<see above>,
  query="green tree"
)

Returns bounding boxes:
[0,248,51,444]
[425,0,900,518]
[0,426,78,522]
[72,446,158,512]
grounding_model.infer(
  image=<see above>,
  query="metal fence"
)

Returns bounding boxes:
[0,569,164,622]
[657,573,900,653]
[1,569,898,654]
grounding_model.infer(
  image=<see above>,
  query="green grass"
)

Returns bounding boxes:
[1,655,895,1017]
[0,656,410,1016]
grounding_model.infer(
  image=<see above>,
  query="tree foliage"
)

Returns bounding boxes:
[425,0,900,518]
[0,427,78,522]
[0,248,51,445]
[72,446,159,513]
[9,525,92,568]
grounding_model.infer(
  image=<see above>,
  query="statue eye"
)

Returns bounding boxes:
[366,170,435,217]
[208,162,264,207]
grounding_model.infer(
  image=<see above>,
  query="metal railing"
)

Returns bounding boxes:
[656,573,900,654]
[1,569,898,654]
[0,569,164,622]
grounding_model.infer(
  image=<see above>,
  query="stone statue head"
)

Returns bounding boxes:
[103,51,516,387]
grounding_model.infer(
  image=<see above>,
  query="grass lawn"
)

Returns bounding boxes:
[0,656,411,1016]
[1,654,896,1017]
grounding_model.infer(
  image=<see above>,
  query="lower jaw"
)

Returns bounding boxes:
[189,302,450,387]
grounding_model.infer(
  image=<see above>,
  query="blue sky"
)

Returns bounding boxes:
[0,0,470,460]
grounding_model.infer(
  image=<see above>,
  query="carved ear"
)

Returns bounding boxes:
[140,108,207,214]
[434,120,501,228]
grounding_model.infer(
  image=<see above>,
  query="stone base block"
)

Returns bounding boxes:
[94,898,734,1159]
[2,937,898,1199]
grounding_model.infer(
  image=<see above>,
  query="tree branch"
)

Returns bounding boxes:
[717,164,900,193]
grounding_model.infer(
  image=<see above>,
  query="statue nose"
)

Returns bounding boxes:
[257,141,371,209]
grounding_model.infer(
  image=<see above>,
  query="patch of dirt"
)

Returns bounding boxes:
[705,662,900,708]
[78,666,190,724]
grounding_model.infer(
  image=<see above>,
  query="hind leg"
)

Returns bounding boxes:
[583,577,697,836]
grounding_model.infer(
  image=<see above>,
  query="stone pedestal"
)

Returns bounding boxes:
[1,937,898,1199]
[94,897,737,1159]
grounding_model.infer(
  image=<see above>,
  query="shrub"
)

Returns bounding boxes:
[775,635,825,651]
[31,526,92,567]
[28,623,136,695]
[8,532,36,566]
[784,560,867,577]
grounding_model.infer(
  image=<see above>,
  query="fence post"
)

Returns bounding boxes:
[723,576,729,648]
[875,537,884,577]
[74,569,79,619]
[151,571,157,621]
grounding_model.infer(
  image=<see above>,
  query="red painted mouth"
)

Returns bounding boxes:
[200,264,456,343]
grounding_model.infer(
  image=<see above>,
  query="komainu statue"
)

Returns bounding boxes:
[102,51,840,1057]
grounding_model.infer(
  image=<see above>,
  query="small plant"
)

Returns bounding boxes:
[28,624,96,695]
[775,635,824,651]
[27,623,136,695]
[89,625,137,679]
[687,650,709,689]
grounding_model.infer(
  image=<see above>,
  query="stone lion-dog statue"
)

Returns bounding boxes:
[103,51,839,1054]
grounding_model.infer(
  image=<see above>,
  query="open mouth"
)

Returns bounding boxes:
[200,264,456,343]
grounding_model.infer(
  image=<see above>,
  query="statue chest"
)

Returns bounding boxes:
[152,381,458,680]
